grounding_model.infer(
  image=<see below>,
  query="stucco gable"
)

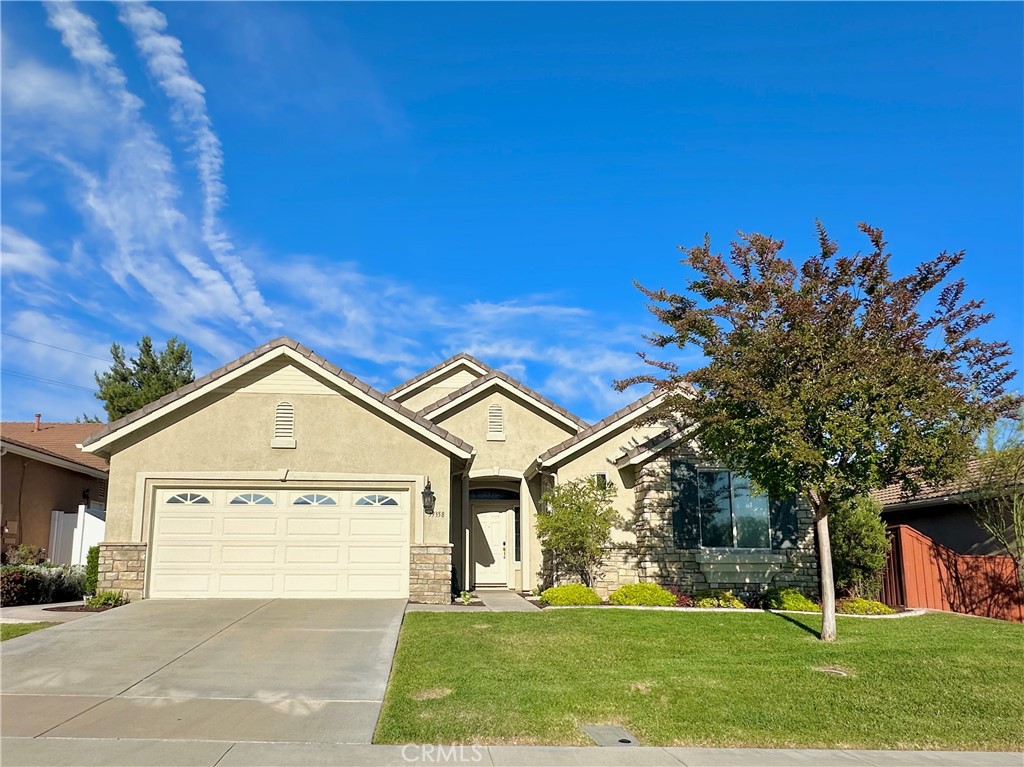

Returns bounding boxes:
[388,353,492,404]
[417,370,587,433]
[80,337,474,459]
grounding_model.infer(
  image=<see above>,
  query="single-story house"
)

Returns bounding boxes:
[1,418,109,558]
[80,337,819,603]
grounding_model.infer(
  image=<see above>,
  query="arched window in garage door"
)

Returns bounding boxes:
[355,494,400,506]
[293,493,337,506]
[166,492,211,504]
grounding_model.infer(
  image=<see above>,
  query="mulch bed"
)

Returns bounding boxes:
[42,605,112,613]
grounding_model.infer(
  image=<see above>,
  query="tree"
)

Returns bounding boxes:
[537,476,618,587]
[618,223,1020,640]
[830,496,889,599]
[965,416,1024,592]
[95,336,195,421]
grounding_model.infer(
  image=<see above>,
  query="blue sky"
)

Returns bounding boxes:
[2,2,1021,424]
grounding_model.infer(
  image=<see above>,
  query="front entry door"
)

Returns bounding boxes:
[473,508,508,586]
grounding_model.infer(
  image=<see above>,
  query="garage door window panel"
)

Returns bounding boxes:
[230,493,274,505]
[166,492,211,505]
[293,493,337,506]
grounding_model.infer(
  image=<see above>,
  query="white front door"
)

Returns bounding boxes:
[473,508,508,585]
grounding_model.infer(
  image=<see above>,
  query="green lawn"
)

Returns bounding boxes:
[1,622,57,641]
[376,610,1024,749]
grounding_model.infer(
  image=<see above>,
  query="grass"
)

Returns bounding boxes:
[376,610,1024,749]
[1,622,57,641]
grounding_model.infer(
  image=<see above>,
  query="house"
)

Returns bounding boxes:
[80,337,819,603]
[1,418,109,560]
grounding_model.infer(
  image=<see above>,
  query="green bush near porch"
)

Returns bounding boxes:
[540,583,601,606]
[609,582,676,607]
[377,610,1023,749]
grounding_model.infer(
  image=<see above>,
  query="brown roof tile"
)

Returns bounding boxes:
[536,389,664,464]
[870,461,983,508]
[416,369,588,429]
[1,422,109,473]
[80,337,474,456]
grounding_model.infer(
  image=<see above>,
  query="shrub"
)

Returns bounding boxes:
[668,586,694,607]
[87,590,128,608]
[831,496,890,598]
[692,589,745,609]
[540,583,602,606]
[3,544,47,565]
[537,476,618,586]
[609,582,676,607]
[836,597,895,615]
[759,587,820,612]
[0,564,86,606]
[84,546,100,595]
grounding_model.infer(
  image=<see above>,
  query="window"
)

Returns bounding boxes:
[293,493,336,506]
[167,492,210,505]
[671,461,781,550]
[593,473,608,490]
[272,401,296,449]
[513,506,521,561]
[355,494,399,506]
[487,404,505,441]
[230,493,274,505]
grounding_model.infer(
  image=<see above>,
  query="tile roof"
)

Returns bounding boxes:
[870,461,983,508]
[536,389,662,464]
[387,353,493,398]
[80,337,475,456]
[614,425,690,465]
[1,421,109,473]
[417,369,588,429]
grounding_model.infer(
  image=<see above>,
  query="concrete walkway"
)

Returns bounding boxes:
[476,588,541,612]
[1,739,1018,766]
[0,600,95,624]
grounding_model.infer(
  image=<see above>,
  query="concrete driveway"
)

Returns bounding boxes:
[1,598,405,745]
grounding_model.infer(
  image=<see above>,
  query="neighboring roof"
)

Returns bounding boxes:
[417,369,588,431]
[1,422,109,475]
[871,461,983,509]
[80,337,474,458]
[387,353,493,400]
[535,389,663,467]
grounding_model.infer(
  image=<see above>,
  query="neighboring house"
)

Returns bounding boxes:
[1,418,109,558]
[873,467,1008,556]
[80,337,818,603]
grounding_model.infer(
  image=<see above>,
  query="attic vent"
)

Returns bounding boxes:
[272,401,296,449]
[487,404,505,441]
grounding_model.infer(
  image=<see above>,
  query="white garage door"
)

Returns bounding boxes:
[148,487,410,598]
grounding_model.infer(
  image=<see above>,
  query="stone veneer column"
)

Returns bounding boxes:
[96,543,147,601]
[409,543,452,604]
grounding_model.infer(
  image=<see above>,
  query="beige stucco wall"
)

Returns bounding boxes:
[554,422,667,544]
[398,365,485,412]
[0,454,107,553]
[102,383,454,545]
[430,389,577,473]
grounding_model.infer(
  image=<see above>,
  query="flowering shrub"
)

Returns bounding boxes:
[0,564,86,606]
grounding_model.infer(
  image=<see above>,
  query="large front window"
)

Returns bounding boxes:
[672,461,779,550]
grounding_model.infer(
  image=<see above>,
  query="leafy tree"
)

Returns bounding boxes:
[965,416,1024,592]
[75,414,102,424]
[94,336,194,421]
[618,223,1019,640]
[830,496,889,599]
[538,476,618,587]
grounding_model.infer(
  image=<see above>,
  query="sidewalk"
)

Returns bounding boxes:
[1,739,1018,767]
[0,600,94,624]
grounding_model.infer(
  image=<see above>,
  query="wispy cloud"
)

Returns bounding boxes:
[117,1,273,326]
[1,227,59,276]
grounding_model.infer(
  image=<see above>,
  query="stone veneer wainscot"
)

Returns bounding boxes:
[410,543,453,604]
[96,542,147,601]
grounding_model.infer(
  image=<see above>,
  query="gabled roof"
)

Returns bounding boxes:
[388,353,493,401]
[80,337,474,458]
[614,425,692,469]
[871,460,983,509]
[534,389,666,468]
[417,369,588,432]
[2,421,110,476]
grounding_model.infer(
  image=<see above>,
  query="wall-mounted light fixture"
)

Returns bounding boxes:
[421,479,436,515]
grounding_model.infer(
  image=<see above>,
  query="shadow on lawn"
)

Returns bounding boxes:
[767,610,821,638]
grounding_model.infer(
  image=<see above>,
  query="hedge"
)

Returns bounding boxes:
[1,564,87,607]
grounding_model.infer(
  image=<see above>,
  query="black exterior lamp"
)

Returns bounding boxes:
[422,479,436,515]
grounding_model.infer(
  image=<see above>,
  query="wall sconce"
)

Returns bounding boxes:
[421,479,436,515]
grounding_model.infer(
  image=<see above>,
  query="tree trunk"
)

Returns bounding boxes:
[816,513,837,642]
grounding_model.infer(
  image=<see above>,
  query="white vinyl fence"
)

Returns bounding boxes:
[48,503,106,565]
